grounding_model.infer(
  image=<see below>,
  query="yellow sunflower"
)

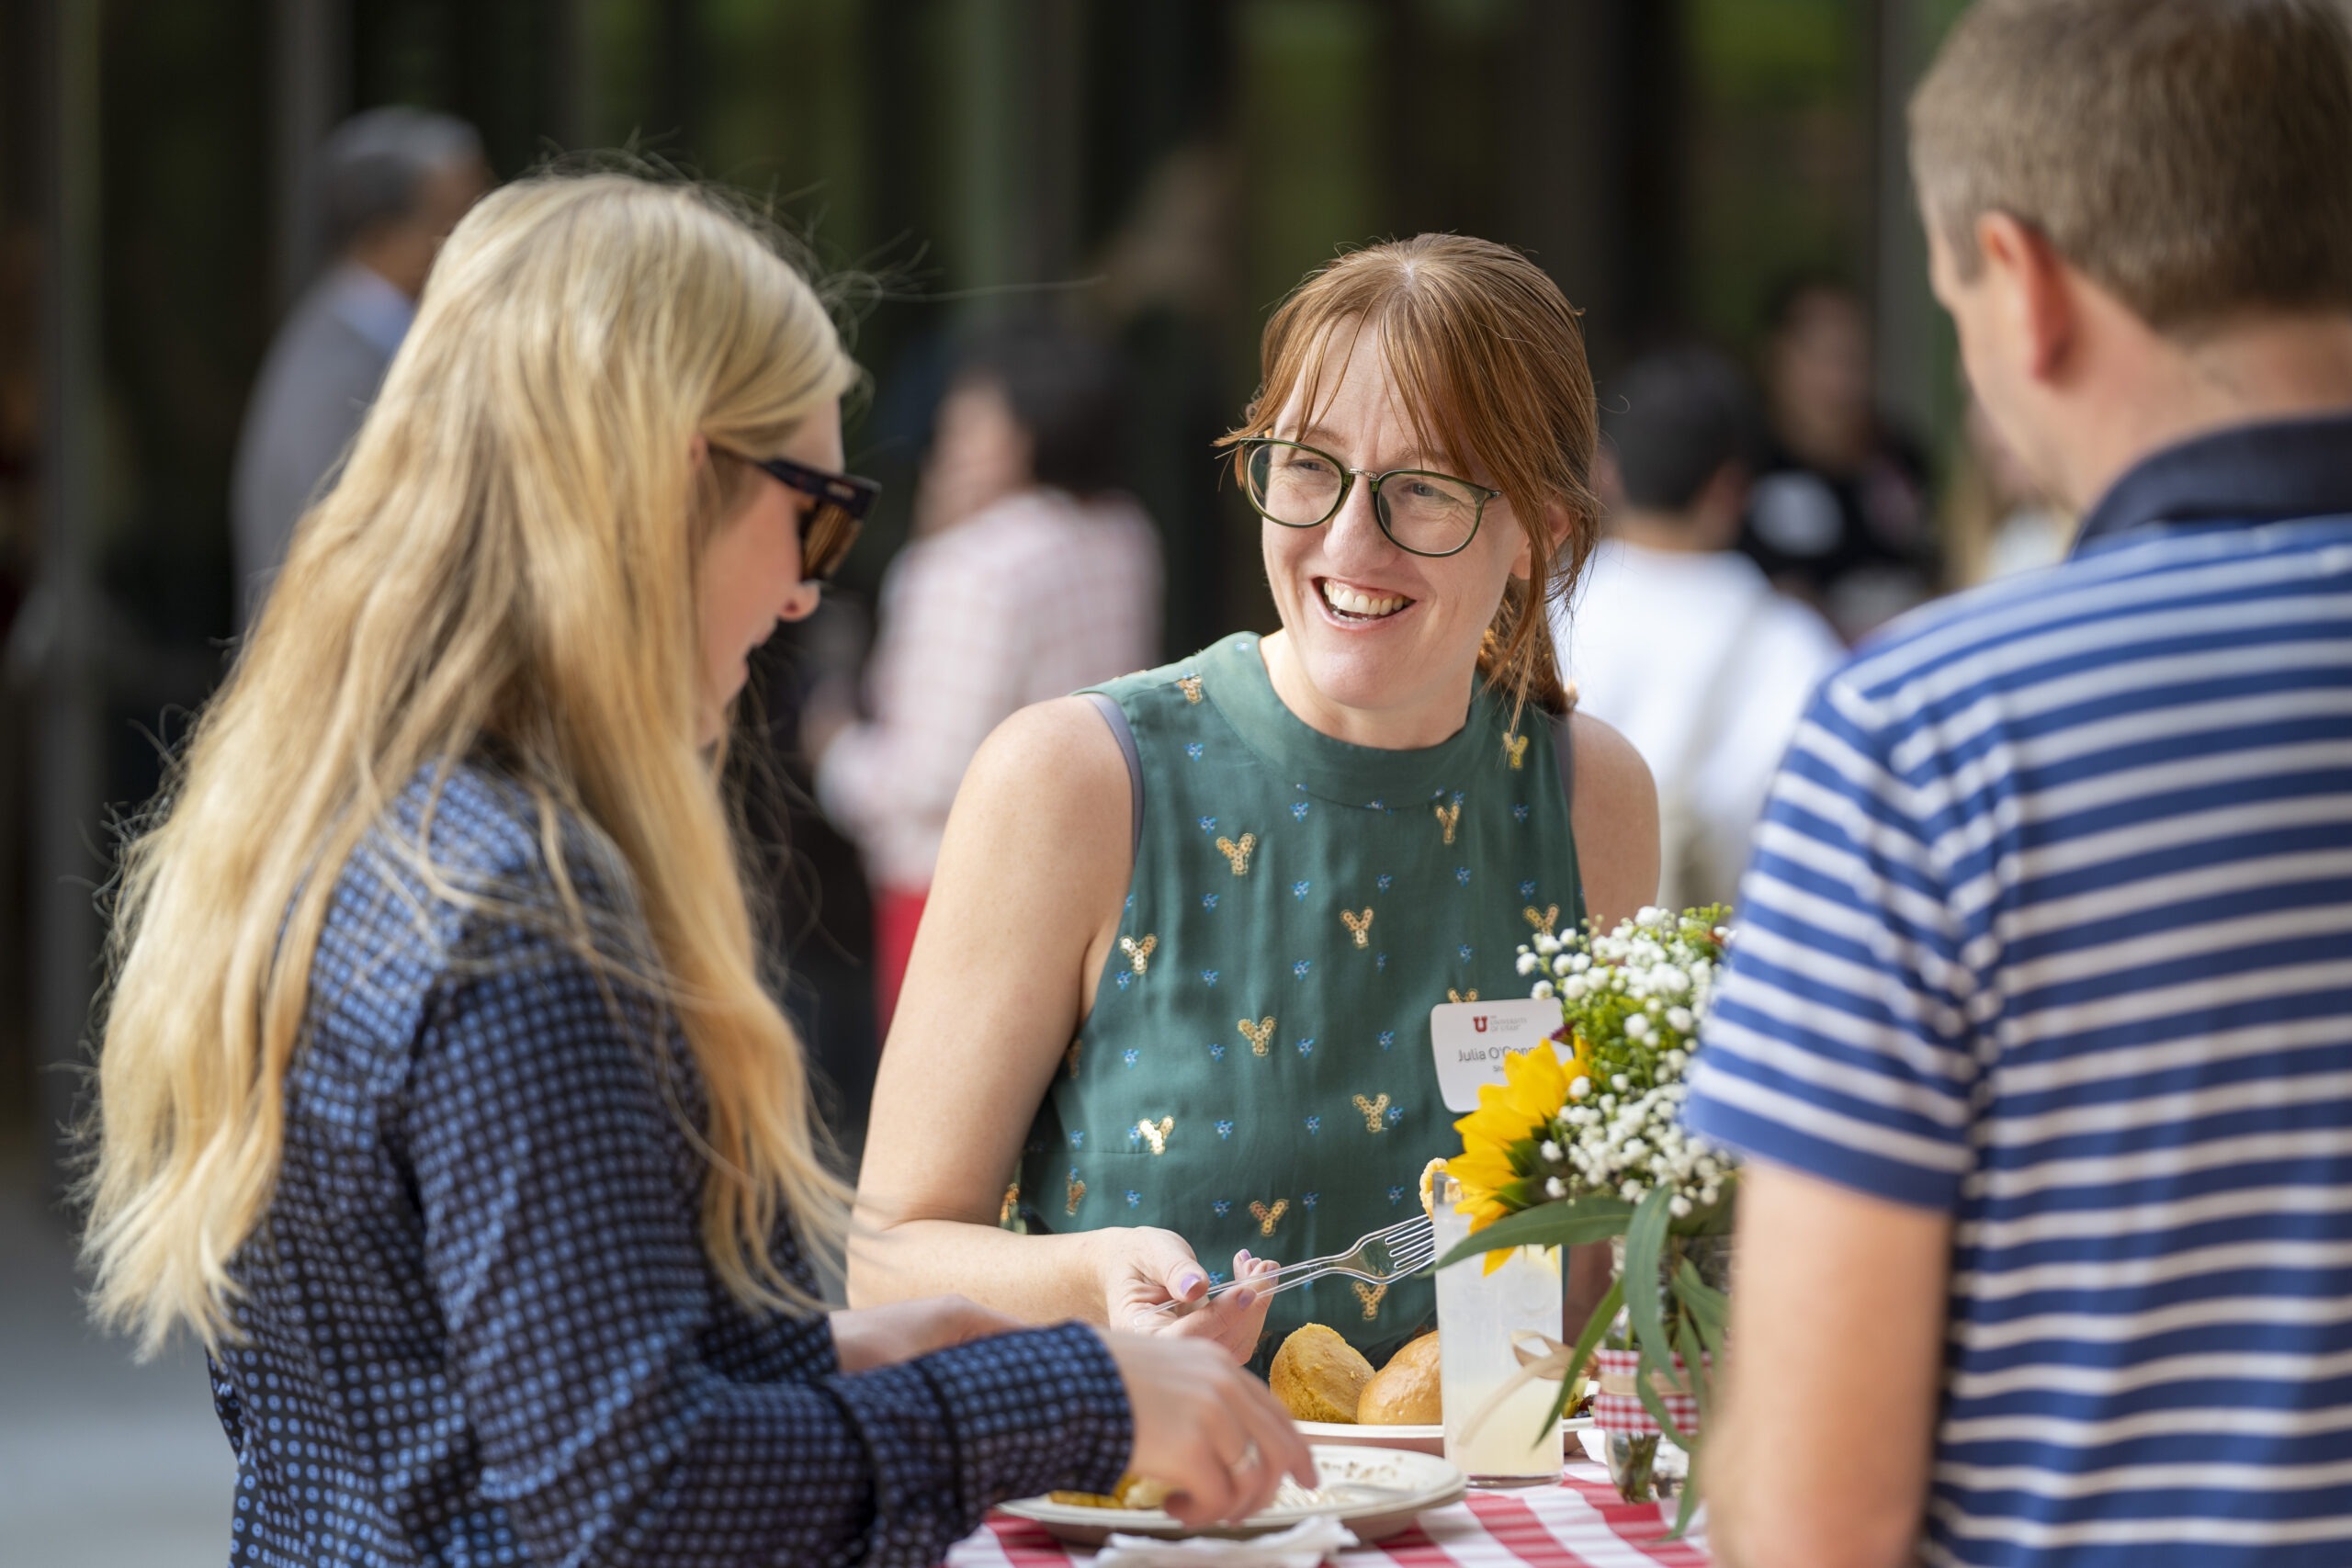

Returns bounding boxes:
[1446,1041,1571,1259]
[1564,1029,1596,1089]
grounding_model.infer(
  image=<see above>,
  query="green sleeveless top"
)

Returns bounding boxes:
[1015,632,1584,1366]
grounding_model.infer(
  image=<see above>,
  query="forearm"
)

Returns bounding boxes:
[850,1213,1114,1325]
[1706,1400,1927,1568]
[1696,1164,1944,1568]
[492,1325,1130,1568]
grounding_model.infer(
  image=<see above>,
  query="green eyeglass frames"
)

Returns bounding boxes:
[1234,437,1499,558]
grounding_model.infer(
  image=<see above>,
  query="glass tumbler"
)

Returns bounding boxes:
[1430,1173,1566,1486]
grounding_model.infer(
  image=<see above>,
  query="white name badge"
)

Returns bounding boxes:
[1430,998,1568,1111]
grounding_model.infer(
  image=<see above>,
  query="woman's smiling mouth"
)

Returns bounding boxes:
[1316,576,1414,623]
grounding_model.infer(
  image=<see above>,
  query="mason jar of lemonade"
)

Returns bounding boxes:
[1430,1173,1566,1485]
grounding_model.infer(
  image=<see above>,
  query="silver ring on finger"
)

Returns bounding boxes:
[1231,1439,1261,1478]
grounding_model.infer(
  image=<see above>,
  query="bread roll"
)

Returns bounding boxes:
[1269,1323,1374,1423]
[1357,1331,1442,1424]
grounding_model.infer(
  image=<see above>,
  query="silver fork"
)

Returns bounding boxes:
[1147,1214,1436,1319]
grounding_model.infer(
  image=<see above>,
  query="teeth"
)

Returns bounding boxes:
[1320,581,1407,618]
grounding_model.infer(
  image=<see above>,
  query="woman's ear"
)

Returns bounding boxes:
[688,433,710,471]
[1510,499,1576,580]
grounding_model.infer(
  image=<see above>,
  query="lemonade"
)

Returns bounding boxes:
[1430,1175,1565,1484]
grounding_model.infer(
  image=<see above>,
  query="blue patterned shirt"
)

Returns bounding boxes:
[209,762,1131,1566]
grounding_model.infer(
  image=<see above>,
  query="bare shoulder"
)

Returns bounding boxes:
[1567,710,1654,813]
[1566,709,1660,930]
[934,695,1133,919]
[959,694,1129,811]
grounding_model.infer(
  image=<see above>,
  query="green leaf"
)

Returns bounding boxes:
[1668,1197,1737,1237]
[1632,1338,1697,1450]
[1661,1282,1718,1542]
[1668,1259,1729,1350]
[1620,1188,1676,1375]
[1673,1313,1713,1431]
[1668,1462,1702,1540]
[1427,1195,1634,1272]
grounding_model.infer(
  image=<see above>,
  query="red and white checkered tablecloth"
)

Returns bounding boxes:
[951,1462,1710,1568]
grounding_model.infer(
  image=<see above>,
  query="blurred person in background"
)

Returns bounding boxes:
[84,172,1306,1565]
[1941,390,2075,586]
[809,320,1161,1031]
[1552,341,1844,907]
[1556,348,1841,910]
[231,107,490,624]
[1739,277,1938,641]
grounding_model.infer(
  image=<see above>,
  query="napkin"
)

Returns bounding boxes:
[1096,1517,1360,1568]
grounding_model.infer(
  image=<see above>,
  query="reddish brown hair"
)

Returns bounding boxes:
[1221,233,1600,715]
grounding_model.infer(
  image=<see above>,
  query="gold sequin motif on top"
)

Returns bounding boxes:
[1448,987,1479,1004]
[1135,1115,1172,1155]
[1504,732,1531,770]
[1177,674,1204,704]
[1065,1038,1082,1077]
[1215,833,1258,874]
[1354,1281,1387,1320]
[1352,1092,1391,1132]
[1238,1015,1277,1055]
[1433,800,1462,845]
[1067,1173,1087,1215]
[1250,1199,1290,1236]
[1000,1183,1020,1225]
[1120,933,1158,975]
[1340,908,1374,947]
[1523,904,1560,936]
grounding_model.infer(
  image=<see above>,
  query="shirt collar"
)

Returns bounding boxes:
[322,263,417,358]
[2072,410,2352,556]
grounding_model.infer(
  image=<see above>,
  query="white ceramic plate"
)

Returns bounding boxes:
[1297,1416,1595,1457]
[999,1444,1466,1544]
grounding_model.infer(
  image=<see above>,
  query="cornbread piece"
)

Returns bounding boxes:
[1118,1475,1175,1509]
[1269,1323,1374,1423]
[1045,1472,1174,1510]
[1357,1331,1442,1424]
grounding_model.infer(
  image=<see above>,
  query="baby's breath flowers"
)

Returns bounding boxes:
[1448,906,1735,1231]
[1437,906,1738,1530]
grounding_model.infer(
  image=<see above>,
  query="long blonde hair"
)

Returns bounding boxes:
[83,172,858,1358]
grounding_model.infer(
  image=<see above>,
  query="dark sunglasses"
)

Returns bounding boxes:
[728,451,880,582]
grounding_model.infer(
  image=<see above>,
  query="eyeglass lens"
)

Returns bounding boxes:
[1243,441,1483,557]
[800,502,861,582]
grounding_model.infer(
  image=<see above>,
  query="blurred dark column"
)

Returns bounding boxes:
[541,0,590,151]
[1505,0,1684,378]
[273,0,351,307]
[950,0,1084,303]
[1870,0,1945,445]
[28,0,103,1193]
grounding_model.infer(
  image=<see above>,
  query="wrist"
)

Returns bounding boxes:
[1078,1227,1125,1308]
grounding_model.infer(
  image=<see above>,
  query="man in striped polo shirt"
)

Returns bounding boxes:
[1683,4,2352,1564]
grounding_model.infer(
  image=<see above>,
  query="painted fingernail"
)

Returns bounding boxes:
[1173,1268,1206,1296]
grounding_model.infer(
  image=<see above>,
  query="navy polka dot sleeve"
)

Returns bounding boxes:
[209,763,1131,1566]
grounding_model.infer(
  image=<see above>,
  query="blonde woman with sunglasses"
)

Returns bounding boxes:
[81,172,1308,1567]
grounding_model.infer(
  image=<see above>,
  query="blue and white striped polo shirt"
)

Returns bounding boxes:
[1683,412,2352,1566]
